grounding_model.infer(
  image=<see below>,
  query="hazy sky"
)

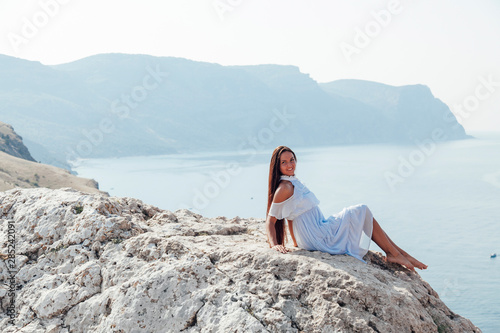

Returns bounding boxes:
[1,0,499,131]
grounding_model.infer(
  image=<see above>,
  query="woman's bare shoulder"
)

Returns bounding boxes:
[273,180,294,203]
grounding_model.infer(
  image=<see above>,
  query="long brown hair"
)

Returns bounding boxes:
[266,146,297,247]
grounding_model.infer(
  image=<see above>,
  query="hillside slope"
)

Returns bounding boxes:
[0,120,103,194]
[0,151,102,194]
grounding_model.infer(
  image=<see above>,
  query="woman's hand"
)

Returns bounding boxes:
[272,244,289,254]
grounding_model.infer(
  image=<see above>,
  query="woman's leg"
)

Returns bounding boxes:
[377,221,428,269]
[371,217,415,270]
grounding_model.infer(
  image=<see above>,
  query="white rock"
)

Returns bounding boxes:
[0,188,482,332]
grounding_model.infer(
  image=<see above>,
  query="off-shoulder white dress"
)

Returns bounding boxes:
[268,175,373,262]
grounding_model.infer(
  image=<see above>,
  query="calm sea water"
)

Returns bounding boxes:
[74,132,500,332]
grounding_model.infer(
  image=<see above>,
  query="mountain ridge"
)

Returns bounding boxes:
[0,53,468,169]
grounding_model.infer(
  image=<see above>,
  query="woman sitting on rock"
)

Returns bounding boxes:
[265,145,427,271]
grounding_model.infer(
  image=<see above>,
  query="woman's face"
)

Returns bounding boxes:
[279,151,296,176]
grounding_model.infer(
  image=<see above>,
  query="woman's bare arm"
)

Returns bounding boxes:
[266,215,279,247]
[266,180,294,254]
[288,220,298,247]
[266,215,288,253]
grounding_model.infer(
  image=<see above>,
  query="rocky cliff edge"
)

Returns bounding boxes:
[0,121,35,162]
[0,188,481,333]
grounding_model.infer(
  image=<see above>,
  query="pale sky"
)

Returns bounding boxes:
[1,0,499,131]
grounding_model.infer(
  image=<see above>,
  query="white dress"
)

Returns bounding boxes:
[268,175,373,262]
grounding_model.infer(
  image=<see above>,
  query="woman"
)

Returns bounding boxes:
[265,146,427,271]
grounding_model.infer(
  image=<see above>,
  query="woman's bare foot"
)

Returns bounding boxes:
[386,252,415,271]
[404,254,428,270]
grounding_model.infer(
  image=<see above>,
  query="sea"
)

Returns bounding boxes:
[74,131,500,332]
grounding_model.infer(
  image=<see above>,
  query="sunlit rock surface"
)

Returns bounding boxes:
[0,188,481,332]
